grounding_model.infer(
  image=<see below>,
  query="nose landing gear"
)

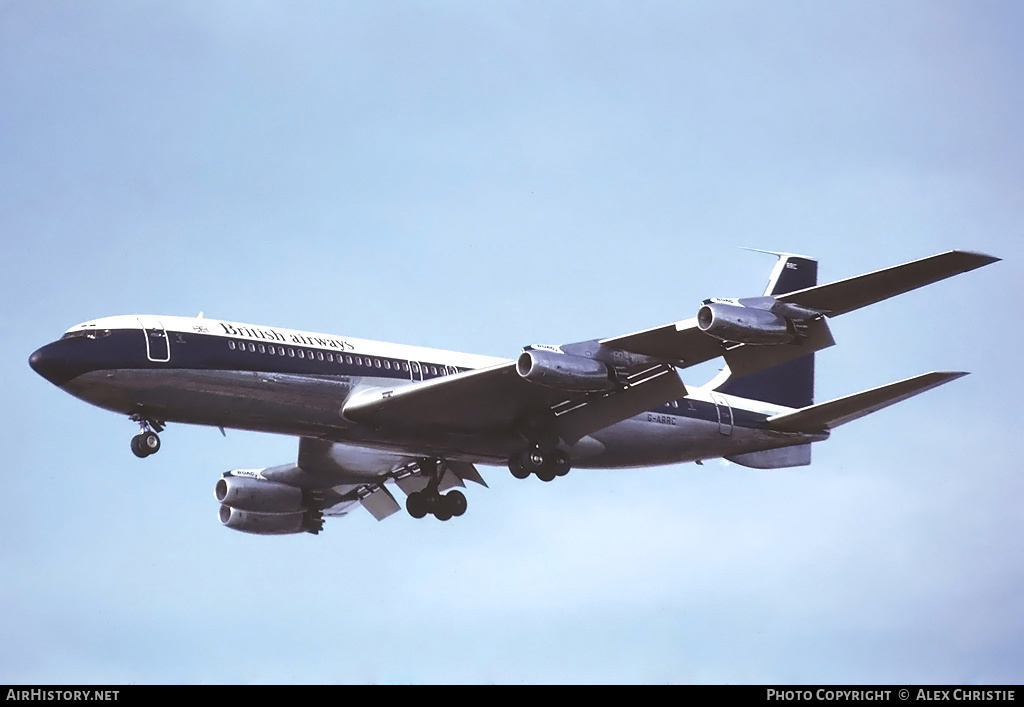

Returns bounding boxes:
[130,431,160,458]
[129,414,165,458]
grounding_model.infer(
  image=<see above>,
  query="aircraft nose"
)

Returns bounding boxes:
[29,342,74,386]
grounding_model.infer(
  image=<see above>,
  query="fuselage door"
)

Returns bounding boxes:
[710,392,733,436]
[138,317,171,363]
[409,361,423,382]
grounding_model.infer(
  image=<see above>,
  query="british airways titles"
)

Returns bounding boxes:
[220,323,355,352]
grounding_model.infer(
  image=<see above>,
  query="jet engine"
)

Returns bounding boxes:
[696,301,800,345]
[215,472,322,535]
[218,505,318,535]
[214,474,304,513]
[516,348,616,392]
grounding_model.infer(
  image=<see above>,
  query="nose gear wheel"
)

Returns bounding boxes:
[128,414,165,458]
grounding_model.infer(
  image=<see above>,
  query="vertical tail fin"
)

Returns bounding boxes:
[716,251,818,408]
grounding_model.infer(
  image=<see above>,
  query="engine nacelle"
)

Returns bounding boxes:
[696,302,798,345]
[215,473,304,513]
[516,348,616,392]
[218,505,309,535]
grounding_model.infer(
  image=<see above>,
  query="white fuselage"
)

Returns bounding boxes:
[33,314,817,471]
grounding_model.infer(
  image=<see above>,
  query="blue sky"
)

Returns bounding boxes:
[2,1,1022,683]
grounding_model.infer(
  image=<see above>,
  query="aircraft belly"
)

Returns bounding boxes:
[583,415,801,468]
[63,369,518,463]
[64,369,356,436]
[60,369,808,470]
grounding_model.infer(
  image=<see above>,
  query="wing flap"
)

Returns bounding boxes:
[766,371,968,432]
[721,317,835,377]
[446,460,488,488]
[779,250,999,316]
[553,364,687,444]
[357,484,402,520]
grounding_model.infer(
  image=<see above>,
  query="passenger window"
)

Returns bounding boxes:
[346,355,353,364]
[374,359,381,368]
[258,344,265,354]
[228,341,235,350]
[384,360,391,370]
[318,352,324,361]
[248,343,256,352]
[401,362,409,372]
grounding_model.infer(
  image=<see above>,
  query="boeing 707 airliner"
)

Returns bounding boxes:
[29,250,998,534]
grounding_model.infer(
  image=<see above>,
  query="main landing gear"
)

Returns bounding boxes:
[508,448,571,482]
[405,459,468,522]
[129,414,164,458]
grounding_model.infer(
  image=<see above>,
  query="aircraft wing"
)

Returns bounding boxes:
[601,316,836,377]
[777,250,999,316]
[599,320,725,367]
[342,250,995,446]
[600,250,997,372]
[341,360,687,445]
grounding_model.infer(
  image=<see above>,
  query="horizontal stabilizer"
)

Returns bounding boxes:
[779,250,999,316]
[766,371,968,432]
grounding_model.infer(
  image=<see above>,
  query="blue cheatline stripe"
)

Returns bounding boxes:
[49,329,466,382]
[45,328,773,430]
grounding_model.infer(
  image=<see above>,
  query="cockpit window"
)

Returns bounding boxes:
[61,329,112,340]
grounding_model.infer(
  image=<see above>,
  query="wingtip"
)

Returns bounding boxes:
[950,250,1001,267]
[931,370,970,382]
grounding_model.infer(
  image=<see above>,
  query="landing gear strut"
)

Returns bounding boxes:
[405,459,468,521]
[129,414,164,458]
[508,447,571,482]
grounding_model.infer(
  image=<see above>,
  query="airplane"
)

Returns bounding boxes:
[29,249,998,535]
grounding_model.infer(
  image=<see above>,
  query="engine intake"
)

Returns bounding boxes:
[516,348,616,392]
[215,474,304,514]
